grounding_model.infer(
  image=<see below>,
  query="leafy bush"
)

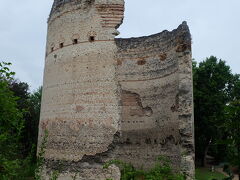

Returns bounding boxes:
[0,62,42,179]
[104,156,185,180]
[0,62,24,179]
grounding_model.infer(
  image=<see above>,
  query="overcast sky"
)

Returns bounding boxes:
[0,0,239,90]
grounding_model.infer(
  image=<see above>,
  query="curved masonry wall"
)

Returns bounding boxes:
[115,26,185,169]
[38,0,194,179]
[115,24,194,177]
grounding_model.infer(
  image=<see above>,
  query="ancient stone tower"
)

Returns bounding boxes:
[38,0,195,179]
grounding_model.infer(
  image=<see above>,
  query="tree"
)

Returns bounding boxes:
[0,61,43,178]
[6,78,42,158]
[0,62,24,179]
[28,86,42,159]
[223,77,240,178]
[8,80,30,108]
[193,56,235,166]
[7,79,31,156]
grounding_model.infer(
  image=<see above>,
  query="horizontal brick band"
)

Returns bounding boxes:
[46,39,114,57]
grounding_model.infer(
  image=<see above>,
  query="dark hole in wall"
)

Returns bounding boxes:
[145,138,151,144]
[59,43,64,48]
[89,36,95,42]
[73,39,78,44]
[159,53,167,61]
[117,59,122,66]
[51,47,54,52]
[137,60,146,65]
[126,138,131,144]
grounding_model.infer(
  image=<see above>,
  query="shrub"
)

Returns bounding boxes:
[104,156,185,180]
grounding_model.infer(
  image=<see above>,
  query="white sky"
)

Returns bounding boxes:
[0,0,239,90]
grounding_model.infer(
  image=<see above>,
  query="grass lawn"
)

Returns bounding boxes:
[195,168,227,180]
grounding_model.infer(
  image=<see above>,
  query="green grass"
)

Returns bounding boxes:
[195,168,227,180]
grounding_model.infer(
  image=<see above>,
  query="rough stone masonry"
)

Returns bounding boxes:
[38,0,195,179]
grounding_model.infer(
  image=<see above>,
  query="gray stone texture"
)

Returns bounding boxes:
[38,0,195,179]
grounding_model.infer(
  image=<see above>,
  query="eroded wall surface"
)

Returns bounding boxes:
[115,24,194,177]
[38,0,194,179]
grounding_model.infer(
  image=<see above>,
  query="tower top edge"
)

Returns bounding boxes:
[49,0,124,19]
[50,0,91,17]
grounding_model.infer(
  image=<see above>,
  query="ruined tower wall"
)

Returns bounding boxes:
[38,0,194,179]
[114,29,183,169]
[114,24,194,175]
[39,0,124,179]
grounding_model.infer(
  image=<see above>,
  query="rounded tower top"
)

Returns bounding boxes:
[46,0,124,56]
[50,0,124,21]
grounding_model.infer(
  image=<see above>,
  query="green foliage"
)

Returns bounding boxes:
[193,56,237,165]
[49,171,60,180]
[104,156,185,180]
[0,61,43,179]
[0,62,15,80]
[25,86,42,160]
[195,168,226,180]
[194,56,240,177]
[223,100,240,172]
[8,80,42,158]
[0,62,24,179]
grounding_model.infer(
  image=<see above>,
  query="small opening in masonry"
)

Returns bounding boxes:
[73,39,78,44]
[51,47,54,52]
[89,36,95,42]
[59,43,64,48]
[137,60,146,65]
